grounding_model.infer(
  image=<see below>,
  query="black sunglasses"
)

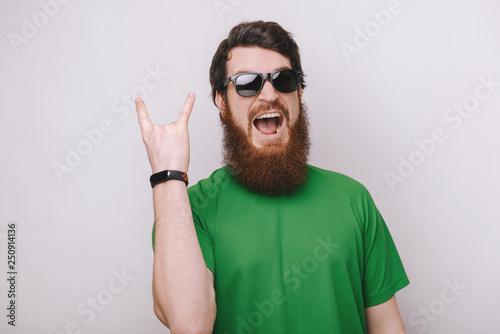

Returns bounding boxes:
[222,69,302,97]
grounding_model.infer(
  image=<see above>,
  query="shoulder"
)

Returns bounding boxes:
[187,166,231,212]
[307,164,370,198]
[306,165,377,214]
[307,165,381,229]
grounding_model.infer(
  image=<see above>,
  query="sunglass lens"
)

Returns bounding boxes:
[272,70,298,93]
[235,74,262,97]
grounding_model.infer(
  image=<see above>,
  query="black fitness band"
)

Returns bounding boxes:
[150,170,189,188]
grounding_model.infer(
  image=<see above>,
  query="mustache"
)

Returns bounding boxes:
[248,100,290,124]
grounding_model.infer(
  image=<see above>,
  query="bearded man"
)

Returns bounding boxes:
[136,21,409,334]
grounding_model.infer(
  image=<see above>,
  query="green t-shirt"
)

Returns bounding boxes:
[154,165,409,333]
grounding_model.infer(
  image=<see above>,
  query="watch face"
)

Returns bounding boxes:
[150,170,188,188]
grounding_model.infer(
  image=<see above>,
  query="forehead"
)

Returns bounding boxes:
[226,46,292,76]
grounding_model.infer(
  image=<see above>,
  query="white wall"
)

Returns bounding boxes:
[1,0,499,333]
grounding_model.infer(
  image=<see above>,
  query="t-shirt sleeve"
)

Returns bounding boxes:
[151,212,215,275]
[359,189,409,307]
[192,210,215,274]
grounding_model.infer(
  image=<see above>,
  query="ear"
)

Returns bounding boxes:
[215,92,227,115]
[298,85,303,99]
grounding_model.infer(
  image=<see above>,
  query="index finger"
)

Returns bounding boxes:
[135,97,153,132]
[177,92,196,126]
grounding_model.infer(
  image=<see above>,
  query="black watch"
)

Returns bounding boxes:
[150,170,189,188]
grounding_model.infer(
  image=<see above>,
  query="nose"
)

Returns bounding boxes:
[257,79,279,102]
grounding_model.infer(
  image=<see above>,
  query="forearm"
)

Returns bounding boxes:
[365,296,406,334]
[152,180,216,333]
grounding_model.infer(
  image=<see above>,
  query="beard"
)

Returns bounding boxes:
[220,97,311,196]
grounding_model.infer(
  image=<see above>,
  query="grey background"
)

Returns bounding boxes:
[1,0,499,333]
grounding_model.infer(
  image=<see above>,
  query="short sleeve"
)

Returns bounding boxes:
[360,190,409,307]
[151,214,215,275]
[192,210,215,274]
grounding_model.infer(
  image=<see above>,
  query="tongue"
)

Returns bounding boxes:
[254,118,278,135]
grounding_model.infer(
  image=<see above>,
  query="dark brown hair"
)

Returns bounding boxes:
[209,21,306,105]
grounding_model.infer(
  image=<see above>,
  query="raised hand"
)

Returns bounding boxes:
[135,93,195,174]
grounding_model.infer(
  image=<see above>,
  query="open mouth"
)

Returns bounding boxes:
[253,112,284,135]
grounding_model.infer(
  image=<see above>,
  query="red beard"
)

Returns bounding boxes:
[220,98,310,196]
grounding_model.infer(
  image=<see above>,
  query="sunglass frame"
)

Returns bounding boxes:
[222,69,302,97]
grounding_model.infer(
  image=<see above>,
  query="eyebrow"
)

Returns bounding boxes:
[233,66,292,76]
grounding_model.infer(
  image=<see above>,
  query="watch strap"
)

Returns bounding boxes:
[150,170,189,188]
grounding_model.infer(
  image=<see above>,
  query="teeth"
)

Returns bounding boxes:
[276,123,281,134]
[256,112,280,120]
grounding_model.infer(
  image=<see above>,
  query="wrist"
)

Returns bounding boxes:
[152,166,187,174]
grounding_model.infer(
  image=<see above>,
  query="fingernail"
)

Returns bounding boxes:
[135,97,142,103]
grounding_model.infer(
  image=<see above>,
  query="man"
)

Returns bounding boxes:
[136,21,409,334]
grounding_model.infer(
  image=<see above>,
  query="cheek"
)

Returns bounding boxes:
[237,114,249,129]
[288,99,301,125]
[230,105,251,130]
[231,101,254,128]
